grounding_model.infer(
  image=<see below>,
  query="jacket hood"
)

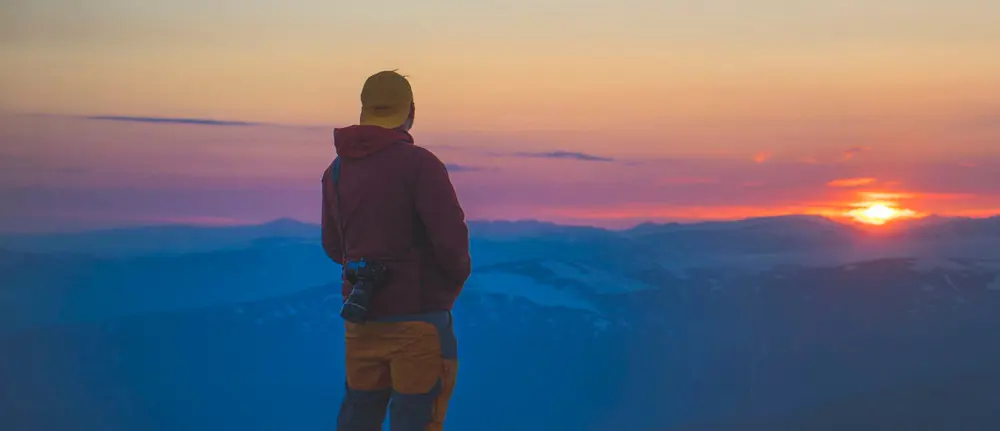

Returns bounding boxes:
[334,125,414,159]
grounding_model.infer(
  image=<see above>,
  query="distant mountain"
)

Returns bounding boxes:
[907,215,1000,238]
[668,358,1000,431]
[0,218,607,256]
[2,213,1000,430]
[625,214,848,234]
[3,248,999,430]
[468,219,610,239]
[0,241,337,329]
[2,214,996,257]
[617,215,862,260]
[0,218,318,257]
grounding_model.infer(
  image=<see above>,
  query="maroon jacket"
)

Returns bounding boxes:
[321,125,471,318]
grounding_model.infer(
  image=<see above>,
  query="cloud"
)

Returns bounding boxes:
[950,110,1000,130]
[856,191,976,204]
[753,152,771,164]
[827,177,877,188]
[444,163,483,173]
[87,116,261,127]
[840,146,868,161]
[513,151,615,162]
[659,177,719,185]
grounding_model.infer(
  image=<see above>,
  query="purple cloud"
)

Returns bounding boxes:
[513,151,615,162]
[87,116,262,127]
[444,163,484,173]
[840,147,868,161]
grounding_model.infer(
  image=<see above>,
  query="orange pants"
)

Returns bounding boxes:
[337,311,458,431]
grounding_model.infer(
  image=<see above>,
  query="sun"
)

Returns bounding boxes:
[864,204,897,223]
[846,203,917,225]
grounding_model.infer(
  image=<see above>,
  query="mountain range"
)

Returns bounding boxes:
[2,215,999,431]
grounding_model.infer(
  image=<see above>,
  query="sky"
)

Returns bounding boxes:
[2,0,1000,232]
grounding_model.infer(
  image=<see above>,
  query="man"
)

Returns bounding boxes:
[321,70,471,431]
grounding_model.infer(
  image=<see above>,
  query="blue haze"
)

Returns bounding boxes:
[2,216,1000,430]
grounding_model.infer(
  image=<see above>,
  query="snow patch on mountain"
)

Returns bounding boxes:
[903,258,1000,278]
[461,259,660,315]
[942,275,962,293]
[988,275,1000,292]
[909,258,968,272]
[972,259,1000,271]
[538,260,653,294]
[465,272,601,314]
[709,279,724,292]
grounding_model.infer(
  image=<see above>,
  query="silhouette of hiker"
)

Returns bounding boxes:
[322,70,471,431]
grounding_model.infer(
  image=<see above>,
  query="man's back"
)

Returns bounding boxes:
[321,124,472,318]
[327,70,468,431]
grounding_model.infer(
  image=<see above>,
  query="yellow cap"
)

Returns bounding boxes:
[359,70,413,129]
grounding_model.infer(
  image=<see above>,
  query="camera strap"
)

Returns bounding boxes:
[331,156,347,264]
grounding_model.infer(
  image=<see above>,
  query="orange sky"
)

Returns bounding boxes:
[4,2,999,139]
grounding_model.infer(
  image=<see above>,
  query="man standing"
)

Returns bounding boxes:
[322,70,471,431]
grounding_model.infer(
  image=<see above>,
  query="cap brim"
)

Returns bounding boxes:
[360,108,409,129]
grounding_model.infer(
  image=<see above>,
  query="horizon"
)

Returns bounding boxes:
[3,211,996,237]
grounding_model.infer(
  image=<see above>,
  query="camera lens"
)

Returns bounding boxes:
[340,282,372,323]
[340,302,366,323]
[338,262,387,324]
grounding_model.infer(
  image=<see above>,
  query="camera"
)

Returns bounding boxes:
[340,259,389,324]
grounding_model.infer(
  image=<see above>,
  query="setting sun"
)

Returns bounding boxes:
[865,204,897,221]
[846,203,918,225]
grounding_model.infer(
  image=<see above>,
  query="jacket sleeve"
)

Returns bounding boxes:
[321,166,344,265]
[414,152,472,287]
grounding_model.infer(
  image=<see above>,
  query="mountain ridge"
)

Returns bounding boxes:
[1,214,997,258]
[5,213,997,238]
[2,213,1000,430]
